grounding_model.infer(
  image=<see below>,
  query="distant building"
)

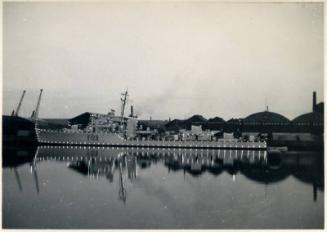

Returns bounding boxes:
[203,117,225,130]
[224,118,242,135]
[291,92,324,134]
[165,115,207,131]
[242,111,291,134]
[270,92,324,148]
[315,102,324,114]
[291,111,323,134]
[164,119,184,132]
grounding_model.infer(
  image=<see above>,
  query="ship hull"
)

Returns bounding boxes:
[36,129,267,150]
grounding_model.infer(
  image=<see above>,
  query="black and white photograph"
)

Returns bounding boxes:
[2,1,324,229]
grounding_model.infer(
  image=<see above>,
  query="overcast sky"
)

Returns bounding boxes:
[3,2,324,120]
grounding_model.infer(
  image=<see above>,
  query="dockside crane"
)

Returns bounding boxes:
[11,90,26,117]
[31,89,43,121]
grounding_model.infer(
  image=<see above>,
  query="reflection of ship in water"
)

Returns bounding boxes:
[3,146,40,193]
[3,145,324,202]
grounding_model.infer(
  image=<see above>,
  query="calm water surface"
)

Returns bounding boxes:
[3,145,324,229]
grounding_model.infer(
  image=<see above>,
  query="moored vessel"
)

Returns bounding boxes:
[35,90,267,150]
[36,128,266,149]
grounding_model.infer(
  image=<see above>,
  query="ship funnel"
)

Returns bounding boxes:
[130,105,134,117]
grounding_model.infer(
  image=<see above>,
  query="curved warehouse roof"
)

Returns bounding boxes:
[292,112,323,125]
[207,117,225,123]
[244,111,290,124]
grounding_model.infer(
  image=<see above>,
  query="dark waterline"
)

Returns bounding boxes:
[2,145,324,229]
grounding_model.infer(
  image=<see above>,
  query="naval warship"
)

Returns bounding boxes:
[35,90,267,150]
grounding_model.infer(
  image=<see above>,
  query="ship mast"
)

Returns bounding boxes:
[120,90,128,124]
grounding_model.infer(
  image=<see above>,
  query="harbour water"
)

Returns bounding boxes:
[3,146,324,229]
